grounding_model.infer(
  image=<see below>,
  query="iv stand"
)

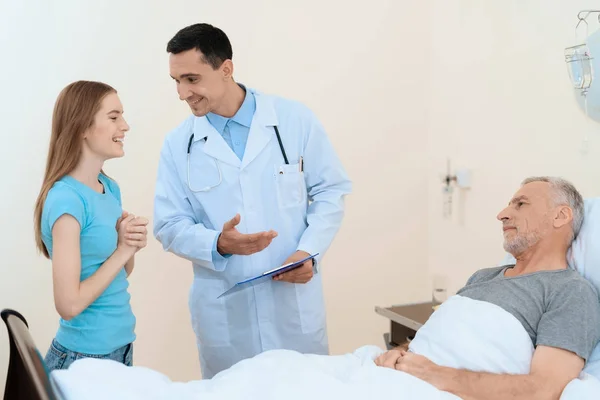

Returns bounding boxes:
[577,10,600,24]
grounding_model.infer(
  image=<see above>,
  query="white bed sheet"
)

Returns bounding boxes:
[51,295,599,400]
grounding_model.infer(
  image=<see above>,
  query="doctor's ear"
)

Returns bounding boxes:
[221,60,234,80]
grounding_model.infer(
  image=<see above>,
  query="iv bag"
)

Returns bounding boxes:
[565,43,594,91]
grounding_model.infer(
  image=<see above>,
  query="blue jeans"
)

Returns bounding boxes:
[44,339,133,372]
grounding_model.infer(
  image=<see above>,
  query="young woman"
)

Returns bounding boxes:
[33,80,148,371]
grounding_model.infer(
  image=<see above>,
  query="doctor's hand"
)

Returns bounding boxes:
[217,214,278,256]
[273,251,314,284]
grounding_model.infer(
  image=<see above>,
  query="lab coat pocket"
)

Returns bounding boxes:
[189,278,231,347]
[275,164,307,209]
[187,151,222,194]
[295,276,326,334]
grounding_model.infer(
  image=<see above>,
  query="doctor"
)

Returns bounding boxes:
[153,23,352,379]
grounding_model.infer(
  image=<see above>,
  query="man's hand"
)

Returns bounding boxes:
[394,352,444,386]
[217,214,277,256]
[273,250,314,284]
[376,349,445,388]
[374,348,405,369]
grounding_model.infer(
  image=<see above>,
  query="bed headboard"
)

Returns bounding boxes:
[1,309,64,400]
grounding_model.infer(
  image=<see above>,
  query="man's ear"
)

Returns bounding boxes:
[554,206,573,229]
[221,60,234,80]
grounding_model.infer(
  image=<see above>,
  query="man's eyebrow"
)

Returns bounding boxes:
[170,73,200,80]
[509,195,529,205]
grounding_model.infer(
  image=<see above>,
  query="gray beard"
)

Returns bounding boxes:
[503,231,541,256]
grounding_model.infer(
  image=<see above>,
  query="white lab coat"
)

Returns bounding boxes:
[153,88,352,378]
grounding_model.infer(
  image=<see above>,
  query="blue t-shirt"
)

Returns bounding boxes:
[41,173,136,354]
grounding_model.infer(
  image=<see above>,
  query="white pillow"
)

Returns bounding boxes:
[568,198,600,294]
[570,198,600,379]
[499,197,600,378]
[587,345,600,378]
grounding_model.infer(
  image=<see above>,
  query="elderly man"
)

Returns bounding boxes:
[376,176,600,399]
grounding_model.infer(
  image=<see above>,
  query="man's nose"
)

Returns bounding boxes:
[497,207,510,221]
[177,84,191,101]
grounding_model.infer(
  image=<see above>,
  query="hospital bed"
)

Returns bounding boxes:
[3,198,600,399]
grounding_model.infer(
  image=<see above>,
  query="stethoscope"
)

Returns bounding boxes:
[186,126,289,192]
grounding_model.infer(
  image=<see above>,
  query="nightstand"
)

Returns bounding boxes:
[375,302,435,350]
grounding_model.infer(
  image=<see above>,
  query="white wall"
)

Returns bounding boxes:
[4,0,597,395]
[0,0,431,393]
[427,0,600,294]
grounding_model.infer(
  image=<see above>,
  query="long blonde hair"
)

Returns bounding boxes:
[34,80,116,258]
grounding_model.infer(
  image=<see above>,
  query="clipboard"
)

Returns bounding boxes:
[217,253,319,299]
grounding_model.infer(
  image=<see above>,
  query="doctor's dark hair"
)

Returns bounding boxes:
[166,23,233,69]
[34,80,116,258]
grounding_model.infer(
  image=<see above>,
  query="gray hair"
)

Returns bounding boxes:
[521,176,584,243]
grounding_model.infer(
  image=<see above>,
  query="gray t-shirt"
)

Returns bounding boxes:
[456,265,600,361]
